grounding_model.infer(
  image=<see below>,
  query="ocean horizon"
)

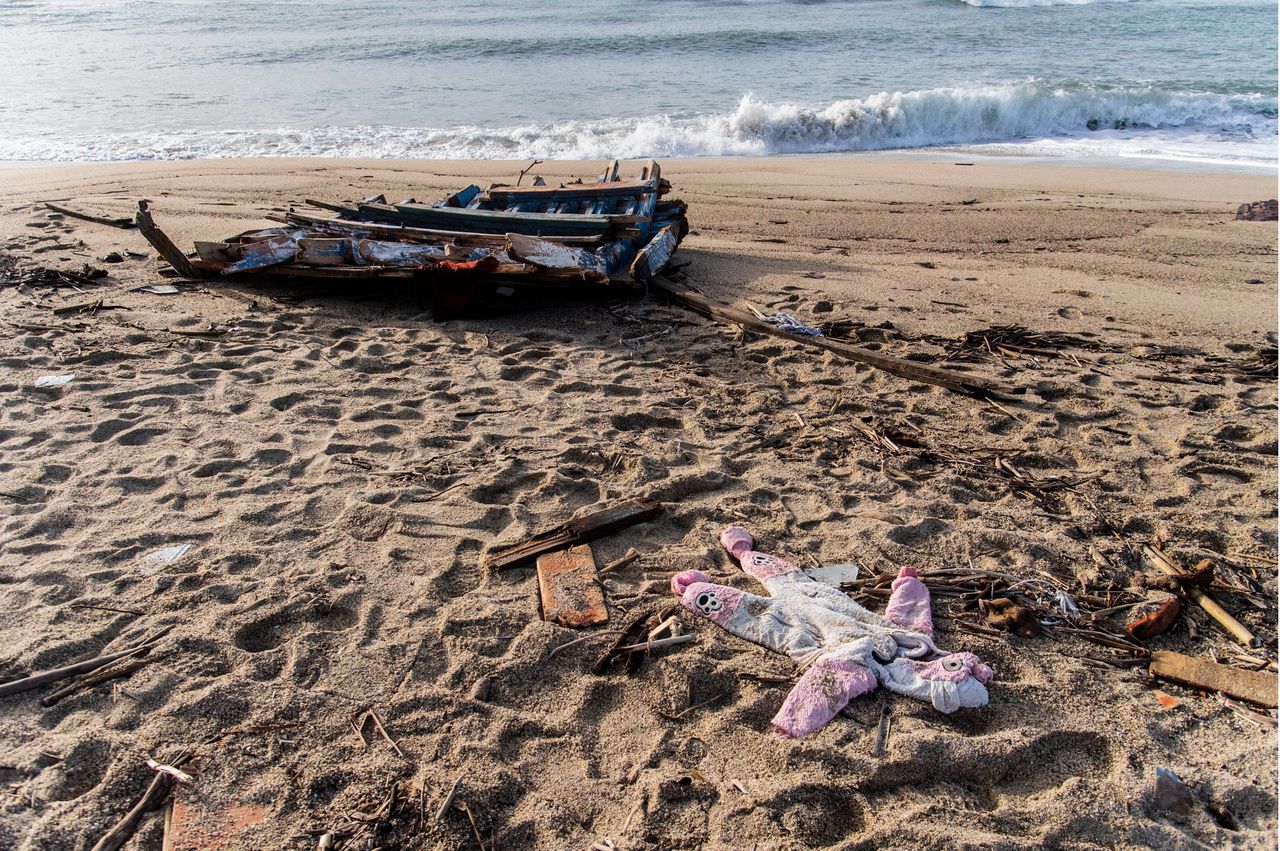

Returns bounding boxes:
[1,0,1275,169]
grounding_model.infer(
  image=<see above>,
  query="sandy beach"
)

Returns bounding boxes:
[0,156,1275,850]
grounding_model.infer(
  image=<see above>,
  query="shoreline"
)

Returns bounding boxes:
[2,146,1276,176]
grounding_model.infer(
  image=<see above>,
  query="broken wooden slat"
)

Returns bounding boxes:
[486,181,651,203]
[134,201,199,278]
[193,241,240,265]
[1149,650,1277,708]
[1142,544,1257,648]
[295,238,355,266]
[44,202,134,229]
[630,224,678,282]
[651,277,1023,397]
[485,499,662,571]
[287,209,605,247]
[537,545,608,628]
[220,231,303,276]
[506,233,606,275]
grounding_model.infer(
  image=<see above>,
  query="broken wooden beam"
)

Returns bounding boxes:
[651,277,1023,397]
[1142,544,1257,648]
[134,201,199,278]
[1149,650,1277,708]
[484,498,661,571]
[537,545,608,628]
[44,202,135,229]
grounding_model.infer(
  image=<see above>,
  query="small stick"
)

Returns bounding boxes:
[872,695,892,757]
[90,772,174,851]
[435,775,463,825]
[1143,544,1257,648]
[548,631,617,658]
[0,627,172,699]
[366,709,405,758]
[659,692,724,720]
[40,657,152,707]
[614,634,695,654]
[599,550,641,574]
[68,604,144,617]
[347,711,368,748]
[460,801,486,851]
[646,615,678,642]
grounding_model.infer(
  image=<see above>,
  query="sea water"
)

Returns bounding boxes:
[0,0,1274,168]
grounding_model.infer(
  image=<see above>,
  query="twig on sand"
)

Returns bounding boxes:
[68,603,144,617]
[0,626,173,700]
[89,772,174,851]
[40,657,153,707]
[435,775,463,826]
[460,801,488,851]
[614,634,696,654]
[366,709,406,759]
[872,695,892,758]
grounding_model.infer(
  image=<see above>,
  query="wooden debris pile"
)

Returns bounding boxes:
[134,160,688,319]
[939,323,1107,363]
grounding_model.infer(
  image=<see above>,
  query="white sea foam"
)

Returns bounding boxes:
[2,81,1274,167]
[958,0,1136,7]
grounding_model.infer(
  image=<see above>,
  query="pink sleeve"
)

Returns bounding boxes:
[883,567,934,636]
[772,659,877,738]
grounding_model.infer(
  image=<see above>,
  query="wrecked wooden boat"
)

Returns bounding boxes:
[134,160,688,317]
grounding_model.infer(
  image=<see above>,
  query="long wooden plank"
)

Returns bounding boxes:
[485,181,652,202]
[1150,651,1277,707]
[652,278,1023,397]
[287,209,604,247]
[485,499,662,571]
[221,231,302,275]
[44,202,134,229]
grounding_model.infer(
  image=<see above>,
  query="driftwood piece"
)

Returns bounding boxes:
[1149,651,1277,708]
[537,545,608,628]
[0,626,172,699]
[134,202,198,278]
[44,203,135,229]
[651,278,1023,397]
[91,772,174,851]
[1142,545,1257,648]
[40,657,152,707]
[484,499,662,571]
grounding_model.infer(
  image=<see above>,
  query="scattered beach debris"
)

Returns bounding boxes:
[979,597,1042,637]
[40,656,154,707]
[537,544,609,628]
[140,543,192,573]
[0,625,173,700]
[33,373,75,388]
[805,562,860,587]
[1142,544,1256,648]
[1153,690,1183,711]
[673,527,993,737]
[1235,199,1277,222]
[138,283,180,295]
[134,161,689,319]
[592,605,681,675]
[42,202,135,229]
[652,277,1022,397]
[484,498,661,571]
[91,767,178,851]
[1148,650,1277,708]
[1125,594,1181,640]
[1151,767,1194,818]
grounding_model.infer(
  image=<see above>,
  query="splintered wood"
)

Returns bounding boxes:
[537,544,608,628]
[1149,651,1277,708]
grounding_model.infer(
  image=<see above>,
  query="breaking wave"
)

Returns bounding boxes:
[957,0,1137,7]
[4,81,1274,166]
